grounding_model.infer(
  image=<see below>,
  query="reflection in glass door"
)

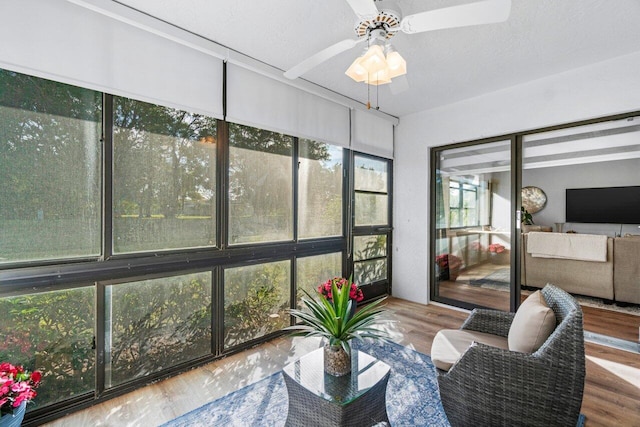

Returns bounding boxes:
[522,116,640,345]
[431,140,514,311]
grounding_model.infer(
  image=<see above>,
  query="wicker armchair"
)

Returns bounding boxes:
[436,284,585,427]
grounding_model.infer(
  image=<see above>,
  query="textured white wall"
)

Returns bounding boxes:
[393,51,640,304]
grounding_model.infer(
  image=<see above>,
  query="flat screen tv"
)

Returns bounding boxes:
[566,186,640,224]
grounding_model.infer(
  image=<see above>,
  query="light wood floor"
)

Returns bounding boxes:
[43,297,640,427]
[439,281,640,343]
[439,262,640,343]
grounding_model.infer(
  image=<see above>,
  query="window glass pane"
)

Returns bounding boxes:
[449,188,460,208]
[299,141,343,239]
[448,179,481,227]
[354,156,387,193]
[355,193,388,226]
[354,235,387,261]
[296,252,342,307]
[224,260,290,348]
[354,259,387,285]
[105,272,212,387]
[0,287,95,409]
[113,97,217,253]
[450,210,460,228]
[463,189,477,208]
[0,69,101,263]
[228,123,293,244]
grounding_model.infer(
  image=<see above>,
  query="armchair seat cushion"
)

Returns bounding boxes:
[431,329,509,371]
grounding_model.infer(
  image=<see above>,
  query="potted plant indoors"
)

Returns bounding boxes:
[0,363,41,427]
[521,206,534,225]
[435,254,462,281]
[287,277,388,376]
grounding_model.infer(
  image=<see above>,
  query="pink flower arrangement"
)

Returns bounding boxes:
[318,277,364,302]
[488,243,506,253]
[0,362,41,416]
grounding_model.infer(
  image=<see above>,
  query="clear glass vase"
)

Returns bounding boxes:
[323,343,351,376]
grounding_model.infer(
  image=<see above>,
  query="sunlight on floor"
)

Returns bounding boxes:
[586,355,640,390]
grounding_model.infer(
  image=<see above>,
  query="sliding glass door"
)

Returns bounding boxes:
[431,139,517,311]
[430,112,640,348]
[521,115,640,345]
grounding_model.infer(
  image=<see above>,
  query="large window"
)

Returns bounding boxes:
[353,235,387,285]
[298,140,343,239]
[105,272,212,387]
[0,287,95,408]
[224,260,291,348]
[354,156,388,226]
[0,70,102,264]
[448,179,480,227]
[296,252,342,306]
[0,68,386,423]
[113,97,217,253]
[228,124,293,244]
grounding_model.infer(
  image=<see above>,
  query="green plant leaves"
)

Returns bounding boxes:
[286,278,389,349]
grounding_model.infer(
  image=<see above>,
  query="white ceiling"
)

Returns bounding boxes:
[114,0,640,118]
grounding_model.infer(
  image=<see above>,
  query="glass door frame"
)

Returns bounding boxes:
[348,151,393,301]
[429,135,521,313]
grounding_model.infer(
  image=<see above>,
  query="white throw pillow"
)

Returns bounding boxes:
[508,290,556,353]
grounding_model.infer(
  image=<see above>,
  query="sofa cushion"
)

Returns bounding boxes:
[508,290,556,353]
[613,236,640,304]
[431,329,509,371]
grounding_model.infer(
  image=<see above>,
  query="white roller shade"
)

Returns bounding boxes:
[0,0,223,118]
[226,63,350,147]
[351,109,395,158]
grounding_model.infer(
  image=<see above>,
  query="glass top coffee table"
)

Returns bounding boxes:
[282,347,391,426]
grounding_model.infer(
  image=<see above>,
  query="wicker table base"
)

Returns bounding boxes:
[282,348,391,427]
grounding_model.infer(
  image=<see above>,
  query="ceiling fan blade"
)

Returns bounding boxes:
[284,38,362,80]
[400,0,511,34]
[346,0,379,19]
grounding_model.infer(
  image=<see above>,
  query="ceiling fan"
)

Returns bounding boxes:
[283,0,512,85]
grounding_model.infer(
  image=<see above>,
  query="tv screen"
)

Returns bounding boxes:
[566,186,640,224]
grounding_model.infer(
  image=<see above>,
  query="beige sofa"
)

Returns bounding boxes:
[522,233,640,304]
[521,233,614,301]
[613,235,640,304]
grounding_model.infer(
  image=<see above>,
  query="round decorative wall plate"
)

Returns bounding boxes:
[521,186,547,213]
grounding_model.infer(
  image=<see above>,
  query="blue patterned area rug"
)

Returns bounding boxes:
[163,340,448,426]
[163,340,587,427]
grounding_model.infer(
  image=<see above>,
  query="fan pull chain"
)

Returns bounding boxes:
[366,34,371,109]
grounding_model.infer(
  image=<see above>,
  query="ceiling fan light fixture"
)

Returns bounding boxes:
[345,55,368,82]
[385,49,406,78]
[345,37,407,85]
[365,68,392,86]
[358,44,387,74]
